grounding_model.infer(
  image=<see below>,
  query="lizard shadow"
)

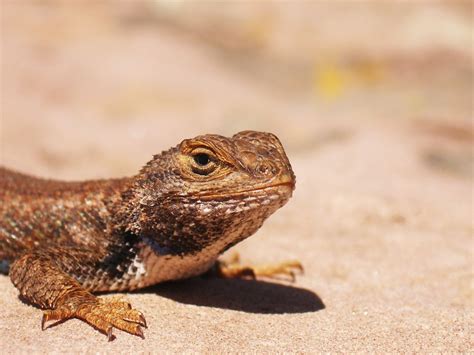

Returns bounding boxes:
[140,277,325,314]
[16,277,325,315]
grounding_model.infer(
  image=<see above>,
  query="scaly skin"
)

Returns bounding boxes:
[0,131,298,340]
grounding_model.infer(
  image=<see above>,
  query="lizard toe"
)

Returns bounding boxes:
[41,307,74,330]
[75,298,146,340]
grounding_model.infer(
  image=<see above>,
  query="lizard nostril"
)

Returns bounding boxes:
[256,163,274,176]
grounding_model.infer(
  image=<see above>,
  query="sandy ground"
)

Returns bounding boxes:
[0,2,472,353]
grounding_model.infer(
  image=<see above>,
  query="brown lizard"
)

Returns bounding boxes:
[0,130,300,340]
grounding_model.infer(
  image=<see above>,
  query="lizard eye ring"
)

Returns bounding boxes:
[190,148,218,176]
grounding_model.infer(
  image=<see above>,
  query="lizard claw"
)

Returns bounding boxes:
[107,327,114,342]
[136,326,145,339]
[41,307,74,330]
[138,313,147,328]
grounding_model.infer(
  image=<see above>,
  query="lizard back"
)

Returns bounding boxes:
[0,167,126,265]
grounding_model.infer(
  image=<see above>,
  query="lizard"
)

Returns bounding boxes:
[0,130,301,340]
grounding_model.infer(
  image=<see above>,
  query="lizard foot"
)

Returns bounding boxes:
[42,297,146,341]
[214,253,304,282]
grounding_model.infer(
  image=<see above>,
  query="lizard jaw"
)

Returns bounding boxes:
[192,182,294,201]
[191,171,295,201]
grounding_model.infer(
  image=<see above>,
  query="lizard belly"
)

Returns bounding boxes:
[131,245,218,289]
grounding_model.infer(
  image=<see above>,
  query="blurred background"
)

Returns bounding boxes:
[0,1,472,351]
[0,1,471,179]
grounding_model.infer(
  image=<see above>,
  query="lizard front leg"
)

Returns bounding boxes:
[9,251,146,340]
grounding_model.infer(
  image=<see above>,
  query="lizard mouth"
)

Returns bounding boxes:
[196,181,294,201]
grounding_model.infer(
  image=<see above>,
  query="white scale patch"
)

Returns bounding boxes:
[126,255,146,279]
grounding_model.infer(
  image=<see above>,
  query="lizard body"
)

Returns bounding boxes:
[0,131,297,339]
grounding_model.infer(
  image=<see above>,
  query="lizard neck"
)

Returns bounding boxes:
[112,179,286,259]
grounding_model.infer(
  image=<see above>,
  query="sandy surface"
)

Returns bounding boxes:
[0,2,472,353]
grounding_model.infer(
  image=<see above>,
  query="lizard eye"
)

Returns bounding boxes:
[193,153,210,166]
[190,149,217,176]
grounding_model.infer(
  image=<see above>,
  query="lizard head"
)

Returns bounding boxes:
[122,131,295,256]
[174,130,295,199]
